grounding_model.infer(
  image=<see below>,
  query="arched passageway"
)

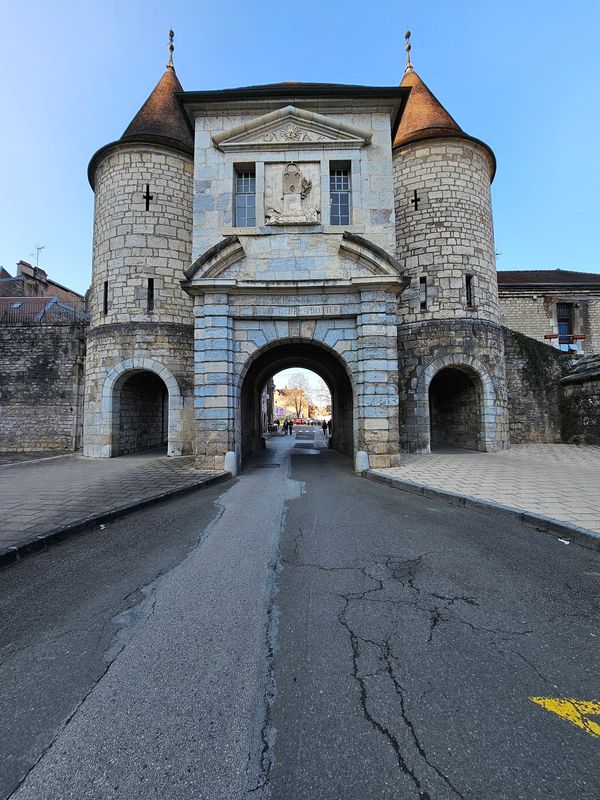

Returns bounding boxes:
[428,367,483,451]
[239,341,354,461]
[113,370,168,456]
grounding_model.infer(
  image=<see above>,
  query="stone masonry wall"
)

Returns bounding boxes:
[393,139,499,325]
[397,319,509,452]
[0,325,86,452]
[429,368,480,449]
[500,292,600,356]
[560,355,600,444]
[83,322,194,457]
[502,327,568,443]
[561,380,600,444]
[90,144,194,327]
[118,372,167,454]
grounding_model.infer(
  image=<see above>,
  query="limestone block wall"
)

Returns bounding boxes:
[90,144,194,327]
[118,372,168,455]
[429,368,481,449]
[397,319,509,452]
[499,295,552,343]
[192,286,401,470]
[192,110,396,261]
[0,324,86,452]
[393,139,499,324]
[83,322,193,457]
[502,328,567,443]
[500,292,600,355]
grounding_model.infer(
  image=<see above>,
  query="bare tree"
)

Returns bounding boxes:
[287,372,313,418]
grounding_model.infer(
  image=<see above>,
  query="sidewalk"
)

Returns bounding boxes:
[368,444,600,546]
[0,450,230,564]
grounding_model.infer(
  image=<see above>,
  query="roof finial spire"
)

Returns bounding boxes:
[404,30,414,73]
[167,28,175,68]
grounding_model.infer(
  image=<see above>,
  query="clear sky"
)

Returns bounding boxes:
[1,0,599,294]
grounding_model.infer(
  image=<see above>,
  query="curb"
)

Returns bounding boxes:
[0,471,232,569]
[363,470,600,553]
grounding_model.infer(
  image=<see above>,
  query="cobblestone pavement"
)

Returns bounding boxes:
[372,444,600,534]
[0,450,223,551]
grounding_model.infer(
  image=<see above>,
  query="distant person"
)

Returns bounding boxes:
[321,420,327,437]
[327,419,332,435]
[283,419,289,435]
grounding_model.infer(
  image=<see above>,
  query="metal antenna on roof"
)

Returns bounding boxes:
[167,28,175,68]
[30,244,45,268]
[404,30,414,73]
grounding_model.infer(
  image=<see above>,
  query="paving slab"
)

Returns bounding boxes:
[0,450,230,565]
[368,444,600,550]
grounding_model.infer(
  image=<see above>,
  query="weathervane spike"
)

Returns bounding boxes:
[167,28,175,68]
[404,30,414,73]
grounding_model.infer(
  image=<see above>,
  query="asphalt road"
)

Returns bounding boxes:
[1,428,599,799]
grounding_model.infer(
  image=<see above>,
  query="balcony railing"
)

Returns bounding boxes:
[544,333,586,353]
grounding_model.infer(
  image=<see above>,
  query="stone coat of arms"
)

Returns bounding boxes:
[265,162,320,225]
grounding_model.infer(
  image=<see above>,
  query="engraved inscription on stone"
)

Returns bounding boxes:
[265,162,320,226]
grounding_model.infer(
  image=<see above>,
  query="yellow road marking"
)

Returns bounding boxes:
[531,697,600,738]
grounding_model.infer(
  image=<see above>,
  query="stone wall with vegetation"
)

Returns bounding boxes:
[560,355,600,444]
[0,324,86,452]
[502,327,568,443]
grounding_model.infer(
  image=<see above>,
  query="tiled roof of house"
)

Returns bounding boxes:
[498,270,600,287]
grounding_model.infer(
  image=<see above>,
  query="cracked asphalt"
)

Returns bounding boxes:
[1,428,599,799]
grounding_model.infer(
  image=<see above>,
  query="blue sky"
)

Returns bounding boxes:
[2,0,599,294]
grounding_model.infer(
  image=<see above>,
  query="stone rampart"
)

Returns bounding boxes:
[0,325,86,452]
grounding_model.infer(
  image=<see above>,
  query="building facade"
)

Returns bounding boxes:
[82,45,510,471]
[498,270,600,355]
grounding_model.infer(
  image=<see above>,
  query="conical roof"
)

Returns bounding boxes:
[120,65,193,155]
[393,68,465,148]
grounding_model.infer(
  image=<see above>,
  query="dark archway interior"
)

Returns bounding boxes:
[116,371,168,455]
[240,342,353,459]
[429,367,482,451]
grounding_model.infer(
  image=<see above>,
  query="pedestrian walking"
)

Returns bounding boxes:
[327,419,332,435]
[321,420,327,437]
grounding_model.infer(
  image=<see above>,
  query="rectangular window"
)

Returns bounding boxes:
[465,274,474,307]
[234,168,256,227]
[330,166,351,226]
[103,281,108,316]
[147,278,154,312]
[557,303,573,350]
[419,276,427,310]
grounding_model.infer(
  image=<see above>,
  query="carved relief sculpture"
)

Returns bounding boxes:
[265,162,320,225]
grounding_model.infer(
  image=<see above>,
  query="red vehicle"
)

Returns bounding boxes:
[295,418,303,425]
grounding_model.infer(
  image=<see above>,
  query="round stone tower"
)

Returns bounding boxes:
[393,46,509,453]
[83,47,195,457]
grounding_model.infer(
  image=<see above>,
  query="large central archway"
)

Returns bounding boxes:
[238,340,354,461]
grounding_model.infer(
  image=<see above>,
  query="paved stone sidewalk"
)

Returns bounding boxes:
[0,451,228,554]
[371,444,600,534]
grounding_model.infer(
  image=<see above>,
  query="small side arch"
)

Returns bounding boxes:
[101,357,183,457]
[416,354,498,452]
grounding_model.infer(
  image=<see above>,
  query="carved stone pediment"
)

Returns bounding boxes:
[212,105,372,152]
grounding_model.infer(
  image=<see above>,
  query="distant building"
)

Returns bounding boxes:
[498,270,600,355]
[0,260,85,305]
